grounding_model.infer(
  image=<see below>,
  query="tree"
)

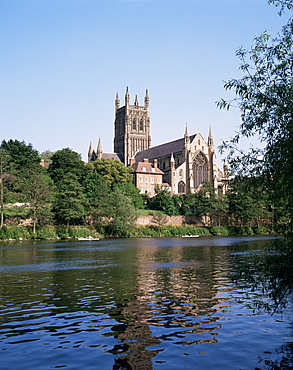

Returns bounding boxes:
[1,139,40,171]
[104,189,138,237]
[114,182,144,208]
[217,16,293,227]
[48,148,87,184]
[19,165,53,233]
[0,149,12,228]
[82,172,111,223]
[150,187,177,216]
[52,173,87,230]
[87,158,133,187]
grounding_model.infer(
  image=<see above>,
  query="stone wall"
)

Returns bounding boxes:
[136,215,206,226]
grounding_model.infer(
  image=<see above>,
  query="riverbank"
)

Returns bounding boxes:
[0,224,278,241]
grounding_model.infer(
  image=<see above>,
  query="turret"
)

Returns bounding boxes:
[125,86,130,105]
[144,89,149,110]
[97,137,103,159]
[88,141,93,163]
[184,123,190,144]
[134,95,139,106]
[115,92,120,112]
[208,125,214,147]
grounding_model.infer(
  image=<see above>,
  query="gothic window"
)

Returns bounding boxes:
[193,153,208,189]
[178,181,185,194]
[132,119,136,130]
[139,119,143,131]
[179,169,183,177]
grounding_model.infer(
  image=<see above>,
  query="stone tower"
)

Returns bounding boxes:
[114,87,151,165]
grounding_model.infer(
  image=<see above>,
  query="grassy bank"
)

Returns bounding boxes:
[0,224,277,241]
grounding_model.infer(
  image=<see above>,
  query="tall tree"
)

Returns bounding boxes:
[19,165,53,233]
[1,139,40,171]
[82,172,111,223]
[52,173,87,230]
[217,15,293,227]
[104,189,138,237]
[87,158,133,187]
[48,148,87,184]
[0,149,11,228]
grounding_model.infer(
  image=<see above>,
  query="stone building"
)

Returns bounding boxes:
[130,158,164,197]
[88,88,229,196]
[114,87,151,166]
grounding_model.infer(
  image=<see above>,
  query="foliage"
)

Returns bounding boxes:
[150,188,177,216]
[217,18,293,228]
[0,148,12,228]
[268,0,293,14]
[18,165,53,233]
[52,173,88,229]
[48,148,87,184]
[104,189,138,237]
[82,172,110,223]
[114,182,144,208]
[1,139,41,171]
[87,158,133,187]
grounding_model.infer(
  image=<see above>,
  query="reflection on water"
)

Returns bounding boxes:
[0,236,292,369]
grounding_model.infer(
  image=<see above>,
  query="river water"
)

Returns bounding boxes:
[0,236,292,369]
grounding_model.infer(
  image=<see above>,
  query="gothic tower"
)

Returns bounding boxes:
[114,87,151,165]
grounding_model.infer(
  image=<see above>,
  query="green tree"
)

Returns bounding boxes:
[114,182,144,208]
[1,139,40,171]
[82,172,111,223]
[0,149,12,228]
[52,173,87,230]
[217,15,293,228]
[48,148,87,184]
[19,165,53,233]
[104,189,138,237]
[150,187,176,216]
[87,158,133,187]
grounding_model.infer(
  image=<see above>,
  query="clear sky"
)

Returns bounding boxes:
[0,0,291,164]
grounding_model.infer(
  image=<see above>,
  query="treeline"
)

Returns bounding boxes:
[0,139,290,239]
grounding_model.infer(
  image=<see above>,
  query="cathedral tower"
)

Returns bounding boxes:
[114,88,151,165]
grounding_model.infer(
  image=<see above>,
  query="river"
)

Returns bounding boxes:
[0,236,292,369]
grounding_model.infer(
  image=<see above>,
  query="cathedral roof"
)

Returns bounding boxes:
[135,134,196,161]
[101,153,124,161]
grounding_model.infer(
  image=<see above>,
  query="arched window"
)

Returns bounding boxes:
[132,119,136,130]
[193,153,208,189]
[179,169,183,177]
[139,119,144,131]
[178,181,185,194]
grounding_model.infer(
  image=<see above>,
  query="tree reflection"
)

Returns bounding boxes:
[230,237,293,369]
[230,237,293,313]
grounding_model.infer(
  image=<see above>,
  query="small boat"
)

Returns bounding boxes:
[77,236,99,241]
[182,235,199,238]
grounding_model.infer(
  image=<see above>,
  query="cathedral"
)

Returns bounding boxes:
[88,88,229,196]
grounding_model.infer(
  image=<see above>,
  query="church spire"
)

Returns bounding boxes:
[134,94,139,106]
[208,125,214,147]
[144,89,149,110]
[184,123,190,144]
[125,86,130,105]
[115,92,120,112]
[88,141,93,163]
[97,137,103,159]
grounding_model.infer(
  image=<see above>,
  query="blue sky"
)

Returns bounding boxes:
[0,0,291,163]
